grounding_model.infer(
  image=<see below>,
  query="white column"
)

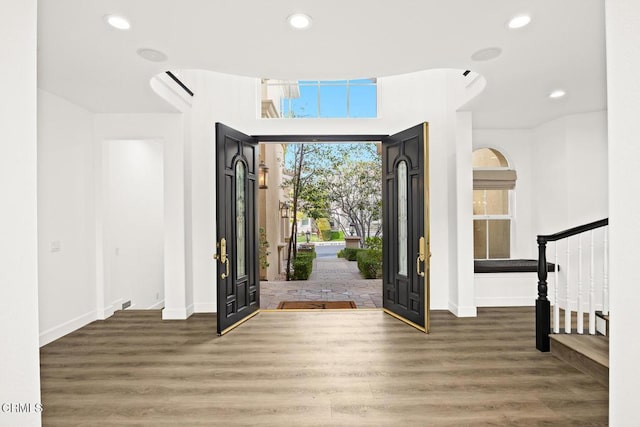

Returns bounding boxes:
[0,0,42,425]
[453,112,476,317]
[605,0,640,423]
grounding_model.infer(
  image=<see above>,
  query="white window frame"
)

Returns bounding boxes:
[473,188,514,259]
[472,146,516,260]
[261,79,378,119]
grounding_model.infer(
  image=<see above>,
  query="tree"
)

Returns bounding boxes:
[312,144,382,246]
[326,159,382,246]
[281,143,332,280]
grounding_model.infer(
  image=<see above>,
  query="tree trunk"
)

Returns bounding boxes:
[285,145,305,280]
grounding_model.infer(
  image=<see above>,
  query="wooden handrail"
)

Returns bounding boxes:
[535,218,608,352]
[538,218,608,242]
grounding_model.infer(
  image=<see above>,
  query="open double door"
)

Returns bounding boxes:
[214,123,430,335]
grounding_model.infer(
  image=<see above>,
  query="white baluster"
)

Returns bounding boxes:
[589,230,596,335]
[554,242,559,333]
[603,227,609,316]
[565,237,571,334]
[577,234,583,334]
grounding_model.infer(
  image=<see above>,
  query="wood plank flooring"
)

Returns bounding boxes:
[40,307,608,426]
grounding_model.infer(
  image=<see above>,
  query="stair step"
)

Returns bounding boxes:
[595,311,610,336]
[550,334,608,387]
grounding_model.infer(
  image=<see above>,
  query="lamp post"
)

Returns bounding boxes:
[349,223,356,236]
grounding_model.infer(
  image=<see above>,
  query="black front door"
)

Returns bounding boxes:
[215,123,260,335]
[382,123,430,332]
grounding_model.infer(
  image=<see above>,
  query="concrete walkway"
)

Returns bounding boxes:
[261,257,382,309]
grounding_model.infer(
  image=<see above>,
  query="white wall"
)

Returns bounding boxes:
[0,1,41,425]
[566,112,608,224]
[533,112,608,235]
[37,90,95,346]
[605,0,640,423]
[93,114,186,320]
[104,140,164,311]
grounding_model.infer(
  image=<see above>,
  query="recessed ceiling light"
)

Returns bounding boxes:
[508,15,531,29]
[471,47,502,62]
[104,14,131,30]
[137,48,168,62]
[549,89,567,99]
[287,13,312,30]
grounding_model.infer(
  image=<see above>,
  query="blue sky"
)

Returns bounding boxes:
[281,80,377,118]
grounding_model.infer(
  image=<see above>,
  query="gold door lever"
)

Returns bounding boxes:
[416,236,426,277]
[213,238,230,279]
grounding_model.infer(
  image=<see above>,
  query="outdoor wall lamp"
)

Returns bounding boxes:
[279,201,290,218]
[258,160,269,189]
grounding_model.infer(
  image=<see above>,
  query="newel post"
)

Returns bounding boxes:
[536,236,550,352]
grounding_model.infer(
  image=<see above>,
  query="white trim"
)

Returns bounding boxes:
[162,304,195,320]
[40,310,97,347]
[148,300,165,310]
[475,296,534,307]
[193,302,216,313]
[111,298,124,311]
[448,301,478,317]
[97,304,115,320]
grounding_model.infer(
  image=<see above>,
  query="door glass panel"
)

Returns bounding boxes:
[398,161,408,276]
[236,162,246,277]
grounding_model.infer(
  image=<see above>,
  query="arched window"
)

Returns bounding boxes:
[472,148,517,259]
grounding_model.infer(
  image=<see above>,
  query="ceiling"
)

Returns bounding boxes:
[37,0,607,129]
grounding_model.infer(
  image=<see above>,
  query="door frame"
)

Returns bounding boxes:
[230,132,429,331]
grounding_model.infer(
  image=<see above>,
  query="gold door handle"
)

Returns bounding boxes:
[416,236,426,277]
[221,257,230,279]
[213,238,230,279]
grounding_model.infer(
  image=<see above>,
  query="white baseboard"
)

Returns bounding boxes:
[40,310,97,347]
[448,301,478,317]
[162,304,195,320]
[111,298,124,311]
[475,296,535,307]
[194,302,215,313]
[148,300,165,310]
[96,304,115,320]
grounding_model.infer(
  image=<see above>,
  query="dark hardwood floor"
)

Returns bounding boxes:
[40,307,608,426]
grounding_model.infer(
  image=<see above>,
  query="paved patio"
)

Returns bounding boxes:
[261,257,382,309]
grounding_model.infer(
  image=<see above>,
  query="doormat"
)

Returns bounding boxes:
[276,301,357,310]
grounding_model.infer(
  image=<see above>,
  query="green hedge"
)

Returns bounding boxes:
[364,236,382,252]
[338,247,365,261]
[330,231,344,241]
[291,247,316,280]
[320,230,345,241]
[297,244,316,258]
[356,249,383,279]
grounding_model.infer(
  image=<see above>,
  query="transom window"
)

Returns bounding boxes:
[261,79,377,119]
[472,148,516,259]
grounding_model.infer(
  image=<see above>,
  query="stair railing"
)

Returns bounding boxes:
[536,218,609,352]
